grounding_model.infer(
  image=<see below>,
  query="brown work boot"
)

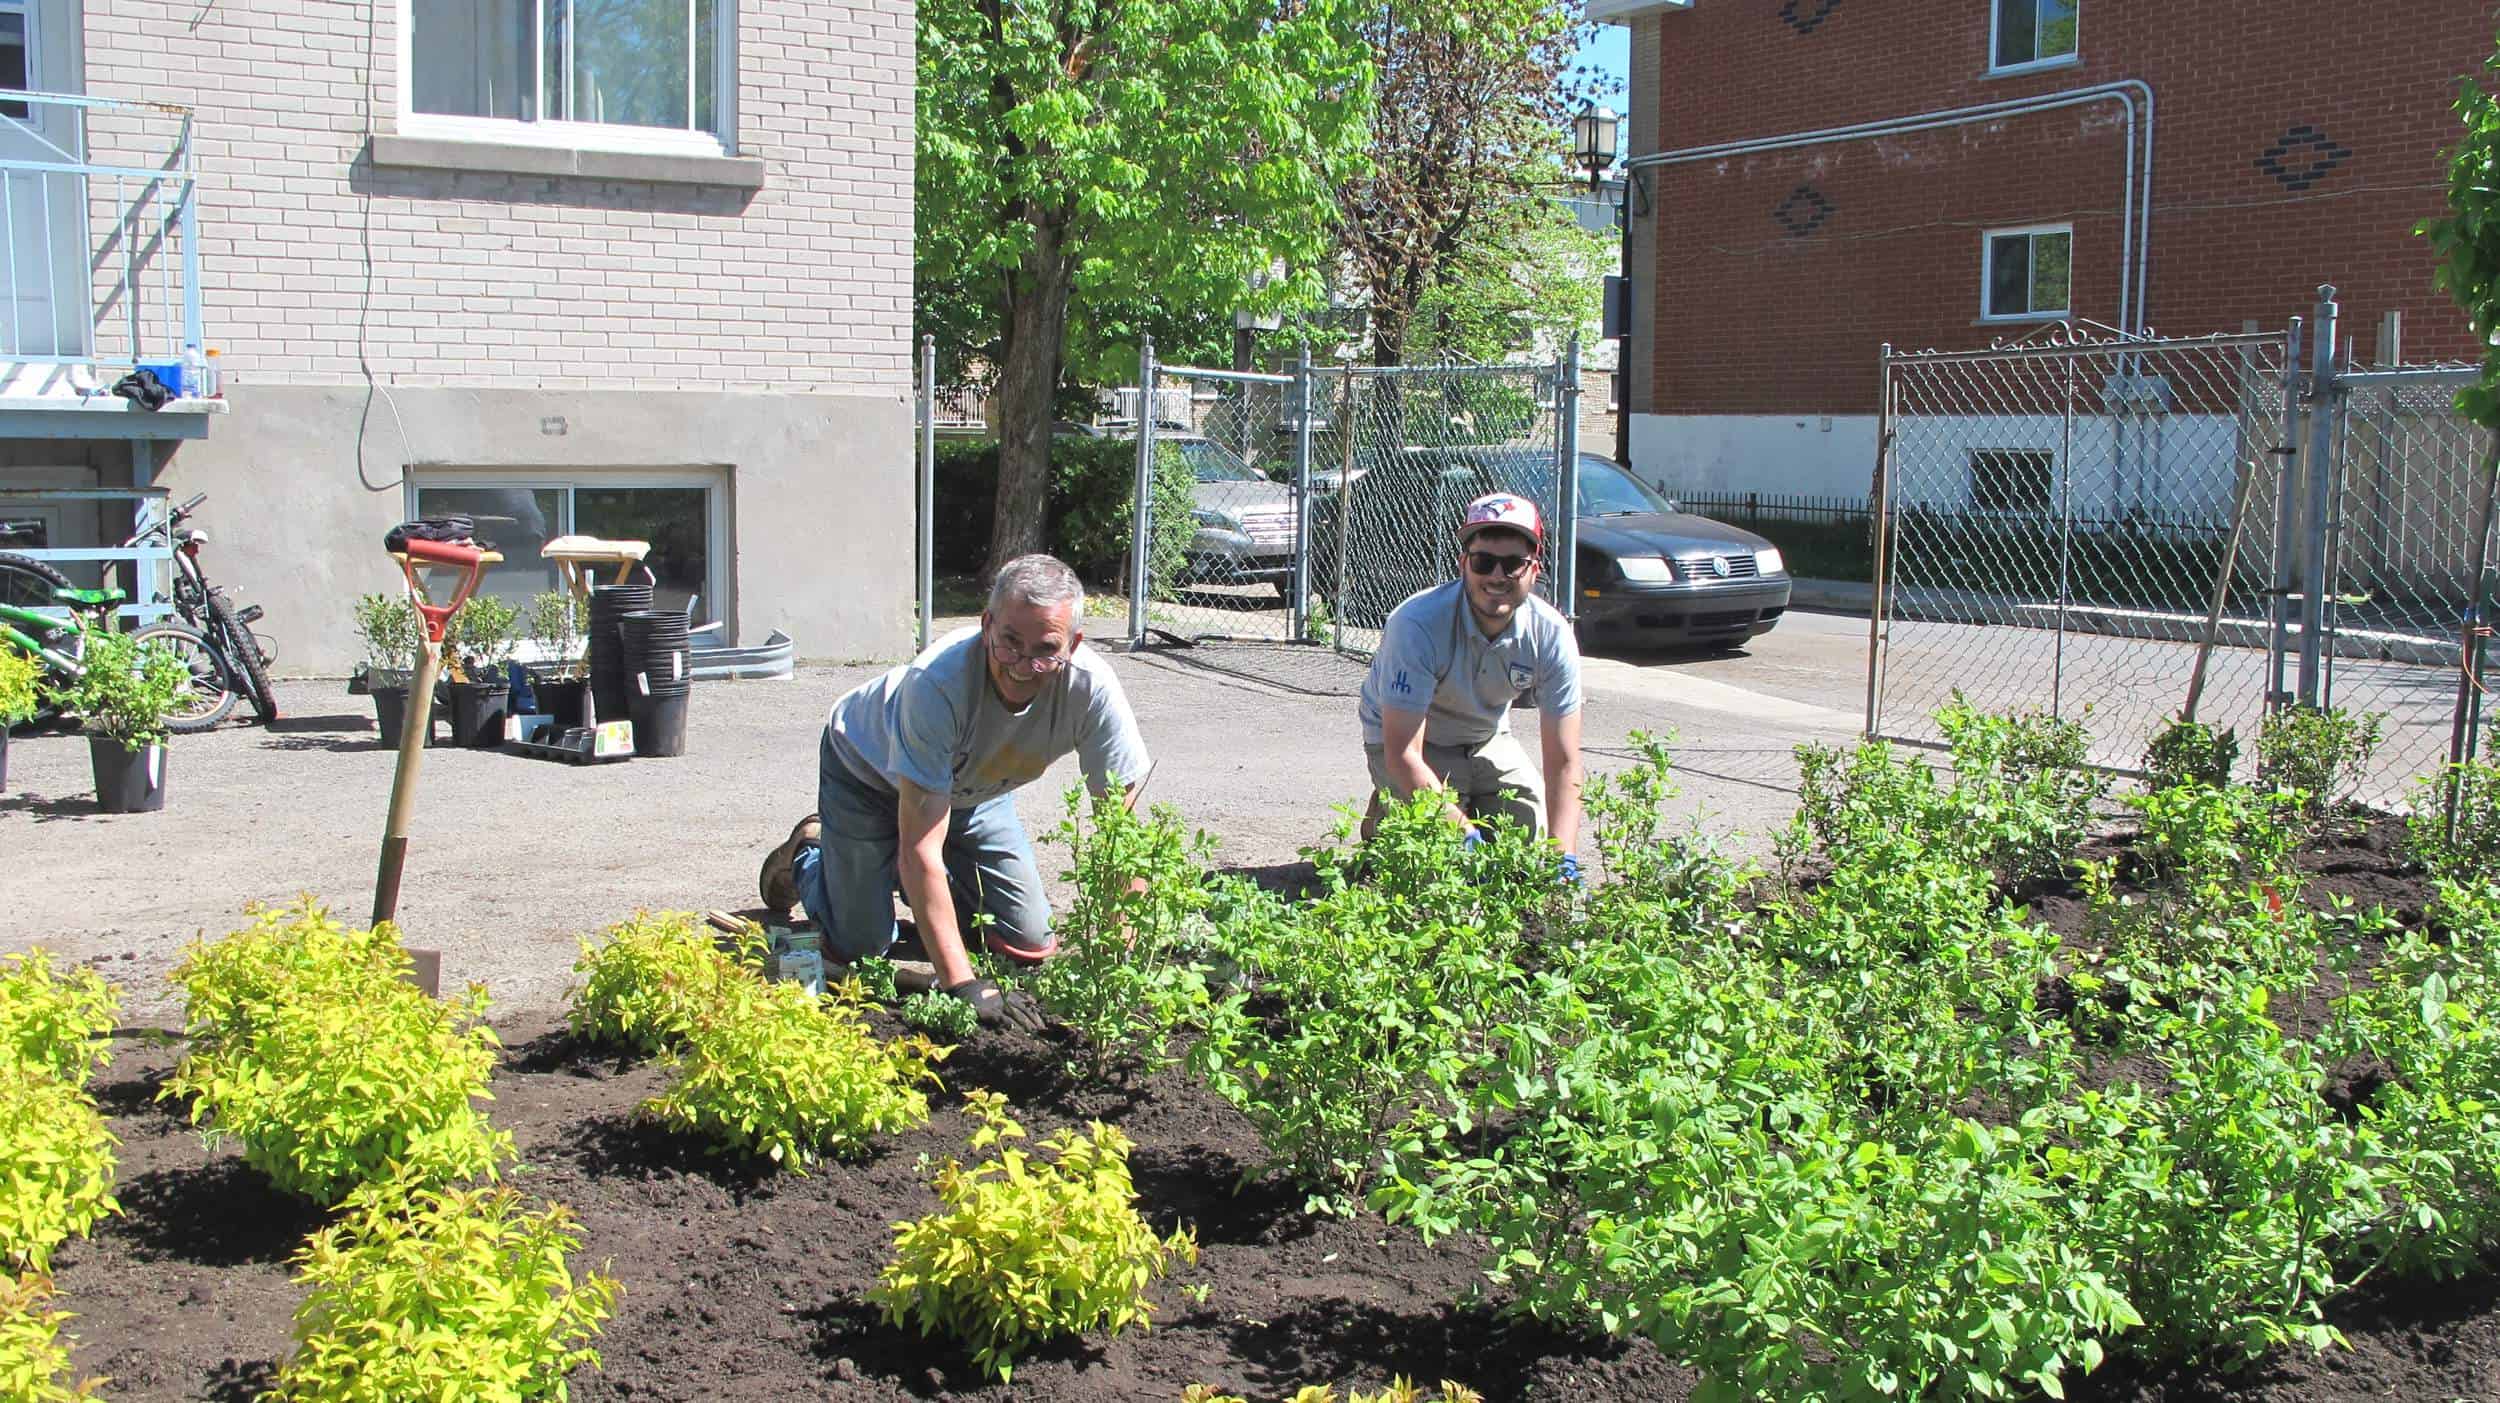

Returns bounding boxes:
[757,814,822,918]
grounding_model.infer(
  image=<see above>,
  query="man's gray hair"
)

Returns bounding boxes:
[989,553,1085,617]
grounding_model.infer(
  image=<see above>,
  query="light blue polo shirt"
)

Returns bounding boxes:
[1358,582,1582,746]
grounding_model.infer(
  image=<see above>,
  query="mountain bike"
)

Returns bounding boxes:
[118,493,279,723]
[0,554,236,732]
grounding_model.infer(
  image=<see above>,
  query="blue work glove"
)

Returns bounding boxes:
[1558,852,1584,887]
[1462,826,1487,853]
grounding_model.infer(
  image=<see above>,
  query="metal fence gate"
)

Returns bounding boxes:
[1124,341,1579,684]
[1871,287,2499,808]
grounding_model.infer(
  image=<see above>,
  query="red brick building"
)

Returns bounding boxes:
[1590,0,2500,499]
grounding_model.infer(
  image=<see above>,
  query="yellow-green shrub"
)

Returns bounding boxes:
[643,978,942,1167]
[166,902,511,1203]
[567,911,755,1055]
[1182,1384,1483,1403]
[265,1181,618,1403]
[0,952,116,1088]
[0,1063,117,1273]
[0,1272,102,1401]
[875,1092,1195,1380]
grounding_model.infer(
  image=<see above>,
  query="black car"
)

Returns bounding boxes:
[1319,449,1790,648]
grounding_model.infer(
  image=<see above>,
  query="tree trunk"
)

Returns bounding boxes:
[987,219,1076,578]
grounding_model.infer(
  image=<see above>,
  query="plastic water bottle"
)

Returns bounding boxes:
[179,343,207,400]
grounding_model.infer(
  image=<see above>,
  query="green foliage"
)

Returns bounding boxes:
[0,951,116,1089]
[2254,705,2384,825]
[0,647,37,726]
[1302,594,1335,646]
[165,901,511,1204]
[643,978,943,1168]
[1937,698,2109,885]
[2406,758,2500,887]
[53,629,188,747]
[929,435,1193,585]
[2420,35,2500,429]
[874,1091,1196,1381]
[523,591,582,675]
[2144,718,2240,793]
[567,911,755,1056]
[1182,1382,1483,1403]
[1035,783,1224,1078]
[897,990,981,1041]
[0,1063,117,1274]
[266,1180,618,1403]
[445,594,520,677]
[0,1273,102,1401]
[350,592,423,676]
[850,956,901,1003]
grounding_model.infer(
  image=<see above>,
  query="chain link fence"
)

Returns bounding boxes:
[1872,297,2498,809]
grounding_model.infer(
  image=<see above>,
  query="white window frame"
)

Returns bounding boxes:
[404,469,733,638]
[1980,223,2072,323]
[396,0,738,158]
[1987,0,2079,76]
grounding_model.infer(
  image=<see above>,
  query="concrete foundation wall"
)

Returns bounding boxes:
[152,383,912,674]
[1631,412,1881,501]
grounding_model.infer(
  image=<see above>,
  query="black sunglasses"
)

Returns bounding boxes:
[1465,549,1538,578]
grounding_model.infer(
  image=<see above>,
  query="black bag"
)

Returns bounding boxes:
[383,515,478,553]
[111,368,172,411]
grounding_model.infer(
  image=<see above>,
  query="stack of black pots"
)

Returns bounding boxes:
[618,609,692,757]
[587,582,654,725]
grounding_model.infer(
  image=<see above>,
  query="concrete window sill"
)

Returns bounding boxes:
[370,134,767,190]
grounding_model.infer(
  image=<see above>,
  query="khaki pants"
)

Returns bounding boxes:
[1363,731,1545,837]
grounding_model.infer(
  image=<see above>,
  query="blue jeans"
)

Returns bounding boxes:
[795,756,1056,966]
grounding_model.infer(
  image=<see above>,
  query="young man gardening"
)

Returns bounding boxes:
[1357,491,1585,880]
[758,553,1151,1030]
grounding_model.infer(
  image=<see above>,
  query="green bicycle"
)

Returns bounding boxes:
[0,551,237,732]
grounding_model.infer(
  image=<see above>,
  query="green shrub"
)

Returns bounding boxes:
[53,630,188,747]
[0,1063,117,1274]
[0,951,116,1089]
[1183,1382,1483,1403]
[643,978,943,1167]
[267,1180,618,1403]
[1937,698,2109,884]
[2255,705,2385,823]
[897,989,980,1041]
[2406,759,2500,887]
[0,649,38,728]
[874,1091,1195,1381]
[930,435,1193,585]
[444,594,520,677]
[523,591,582,676]
[567,911,755,1056]
[1034,783,1223,1079]
[2143,718,2240,792]
[166,902,511,1204]
[0,1272,101,1401]
[350,593,423,678]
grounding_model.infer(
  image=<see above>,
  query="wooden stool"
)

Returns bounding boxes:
[541,535,651,606]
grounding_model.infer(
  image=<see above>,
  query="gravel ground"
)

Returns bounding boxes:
[0,613,1865,1024]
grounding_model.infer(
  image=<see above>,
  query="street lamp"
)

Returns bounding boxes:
[1571,102,1619,190]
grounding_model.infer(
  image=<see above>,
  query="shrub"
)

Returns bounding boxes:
[523,591,582,676]
[350,593,423,678]
[567,911,755,1056]
[2406,758,2500,887]
[1034,783,1223,1078]
[166,902,510,1203]
[1182,1383,1483,1403]
[0,648,37,727]
[897,990,980,1041]
[0,1063,117,1273]
[643,978,943,1167]
[53,630,188,747]
[874,1092,1195,1381]
[0,951,116,1089]
[2254,705,2384,823]
[0,1272,101,1401]
[930,435,1194,586]
[2143,718,2240,792]
[444,594,520,678]
[1937,698,2109,884]
[266,1180,618,1403]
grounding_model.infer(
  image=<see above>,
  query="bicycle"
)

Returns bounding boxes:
[117,493,279,723]
[0,554,236,732]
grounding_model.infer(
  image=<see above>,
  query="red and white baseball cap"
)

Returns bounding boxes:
[1457,492,1544,549]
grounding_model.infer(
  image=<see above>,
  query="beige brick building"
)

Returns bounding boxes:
[0,0,914,671]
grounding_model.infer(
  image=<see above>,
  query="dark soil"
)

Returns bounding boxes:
[42,814,2500,1402]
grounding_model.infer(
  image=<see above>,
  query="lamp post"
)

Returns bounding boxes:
[1571,101,1632,466]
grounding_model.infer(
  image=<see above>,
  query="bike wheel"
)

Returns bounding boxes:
[135,623,239,733]
[0,550,72,609]
[207,594,279,723]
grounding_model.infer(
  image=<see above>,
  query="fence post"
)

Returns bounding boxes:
[2448,432,2500,841]
[2054,353,2077,720]
[2268,315,2306,708]
[1335,362,1357,657]
[2298,286,2341,708]
[1556,336,1581,617]
[1864,344,1895,740]
[917,334,936,653]
[1290,346,1314,643]
[1127,337,1158,649]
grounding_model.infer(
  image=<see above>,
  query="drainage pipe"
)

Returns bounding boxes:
[1623,80,2157,333]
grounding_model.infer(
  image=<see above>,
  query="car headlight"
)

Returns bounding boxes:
[1194,508,1242,532]
[1755,546,1785,576]
[1615,555,1674,583]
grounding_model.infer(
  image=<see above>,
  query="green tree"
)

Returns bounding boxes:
[2422,31,2500,429]
[1407,184,1610,364]
[919,0,1373,573]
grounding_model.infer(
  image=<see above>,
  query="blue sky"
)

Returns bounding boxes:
[1575,22,1629,108]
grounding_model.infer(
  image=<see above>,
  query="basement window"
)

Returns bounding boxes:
[1970,450,2055,515]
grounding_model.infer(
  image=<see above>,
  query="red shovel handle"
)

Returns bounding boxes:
[393,540,489,643]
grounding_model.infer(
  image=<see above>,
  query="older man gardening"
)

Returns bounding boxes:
[758,553,1151,1030]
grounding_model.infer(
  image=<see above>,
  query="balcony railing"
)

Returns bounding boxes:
[0,90,202,392]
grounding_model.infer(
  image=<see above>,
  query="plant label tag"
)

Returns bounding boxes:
[637,672,650,696]
[672,652,683,681]
[147,746,163,786]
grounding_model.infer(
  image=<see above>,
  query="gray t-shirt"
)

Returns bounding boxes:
[825,627,1151,810]
[1358,582,1583,746]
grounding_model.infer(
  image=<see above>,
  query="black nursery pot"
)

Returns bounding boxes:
[371,685,410,746]
[531,676,588,729]
[446,680,511,749]
[89,736,167,813]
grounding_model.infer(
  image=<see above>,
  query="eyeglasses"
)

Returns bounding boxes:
[987,633,1071,673]
[1465,549,1538,578]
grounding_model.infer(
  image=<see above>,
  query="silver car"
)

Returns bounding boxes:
[1172,436,1298,590]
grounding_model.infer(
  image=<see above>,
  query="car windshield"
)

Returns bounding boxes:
[1176,439,1263,483]
[1577,457,1675,516]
